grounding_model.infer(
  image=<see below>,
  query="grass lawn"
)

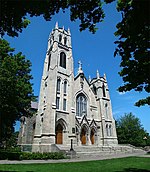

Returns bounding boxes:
[0,157,149,172]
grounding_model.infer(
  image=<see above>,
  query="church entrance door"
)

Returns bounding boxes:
[90,128,95,145]
[81,127,86,145]
[56,124,63,144]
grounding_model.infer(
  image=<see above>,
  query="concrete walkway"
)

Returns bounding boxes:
[0,153,149,164]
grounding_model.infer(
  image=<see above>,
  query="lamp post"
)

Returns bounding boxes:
[143,136,147,146]
[70,139,74,151]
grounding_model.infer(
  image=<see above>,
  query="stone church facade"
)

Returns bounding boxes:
[18,23,118,152]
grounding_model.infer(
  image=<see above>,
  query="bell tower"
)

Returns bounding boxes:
[92,72,118,145]
[32,23,75,152]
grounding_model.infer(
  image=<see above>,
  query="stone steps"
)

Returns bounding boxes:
[56,144,145,158]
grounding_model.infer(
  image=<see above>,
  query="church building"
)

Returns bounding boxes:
[18,23,118,153]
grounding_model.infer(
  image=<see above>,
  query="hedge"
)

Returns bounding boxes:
[0,150,66,160]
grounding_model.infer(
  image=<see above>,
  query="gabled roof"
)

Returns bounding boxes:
[89,119,97,128]
[80,115,89,126]
[74,73,90,86]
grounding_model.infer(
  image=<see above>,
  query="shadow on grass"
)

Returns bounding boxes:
[116,168,150,172]
[0,171,33,172]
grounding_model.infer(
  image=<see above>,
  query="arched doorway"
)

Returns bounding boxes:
[81,127,87,145]
[90,128,95,145]
[56,124,63,144]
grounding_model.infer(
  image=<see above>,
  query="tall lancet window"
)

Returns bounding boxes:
[60,52,66,68]
[102,83,106,97]
[109,125,112,136]
[57,78,61,92]
[64,37,67,45]
[64,80,67,94]
[105,103,108,119]
[76,94,87,117]
[63,98,67,111]
[59,34,62,42]
[106,124,109,136]
[56,97,60,109]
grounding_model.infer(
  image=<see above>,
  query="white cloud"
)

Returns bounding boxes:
[118,91,126,95]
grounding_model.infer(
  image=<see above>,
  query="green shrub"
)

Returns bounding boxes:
[0,150,21,160]
[21,152,65,160]
[0,150,66,160]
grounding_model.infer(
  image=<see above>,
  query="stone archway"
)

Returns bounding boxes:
[56,123,63,144]
[90,128,95,145]
[81,126,87,145]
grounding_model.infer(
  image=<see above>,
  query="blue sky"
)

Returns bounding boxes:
[4,2,150,134]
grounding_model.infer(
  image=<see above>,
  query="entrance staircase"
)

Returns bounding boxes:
[55,144,145,158]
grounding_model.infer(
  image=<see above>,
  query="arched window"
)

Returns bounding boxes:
[60,52,66,68]
[109,125,112,136]
[106,124,109,136]
[59,34,62,42]
[63,98,67,111]
[105,103,108,119]
[102,83,106,97]
[64,81,67,94]
[64,37,67,45]
[56,97,60,109]
[57,78,61,92]
[76,94,87,117]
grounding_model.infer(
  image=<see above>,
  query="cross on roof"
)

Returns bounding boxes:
[78,60,82,69]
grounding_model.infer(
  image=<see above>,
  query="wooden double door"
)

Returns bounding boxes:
[81,127,95,145]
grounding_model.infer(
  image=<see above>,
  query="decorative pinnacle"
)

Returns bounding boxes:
[78,60,83,74]
[55,22,58,29]
[78,60,82,69]
[104,73,106,80]
[89,75,91,82]
[97,70,100,79]
[68,28,71,35]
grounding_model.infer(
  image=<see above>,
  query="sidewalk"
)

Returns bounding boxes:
[0,153,149,164]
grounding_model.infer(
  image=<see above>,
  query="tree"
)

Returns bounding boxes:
[0,0,105,37]
[0,0,149,106]
[114,0,150,106]
[0,39,35,147]
[116,113,148,147]
[5,131,19,149]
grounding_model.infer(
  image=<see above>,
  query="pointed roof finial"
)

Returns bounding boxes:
[68,28,71,35]
[97,70,100,79]
[62,26,64,31]
[79,60,82,69]
[89,75,91,82]
[55,22,58,29]
[104,73,107,80]
[78,60,83,74]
